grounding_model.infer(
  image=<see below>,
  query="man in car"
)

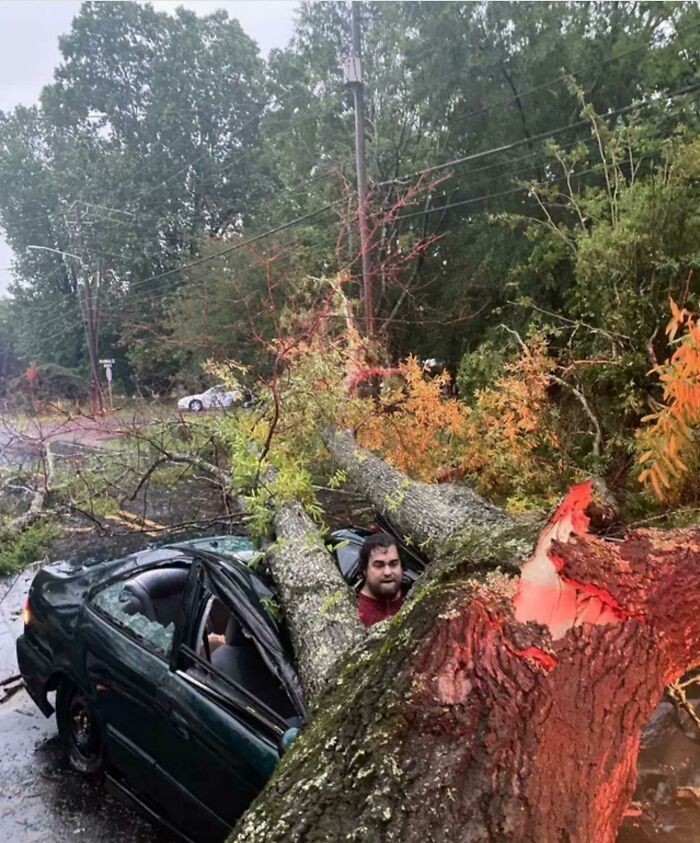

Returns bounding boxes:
[357,532,405,627]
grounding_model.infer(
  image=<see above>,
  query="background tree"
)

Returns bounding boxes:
[0,0,270,389]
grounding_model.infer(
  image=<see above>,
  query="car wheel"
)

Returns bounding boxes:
[189,399,203,412]
[56,679,105,777]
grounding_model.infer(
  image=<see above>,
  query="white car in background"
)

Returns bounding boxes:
[177,385,242,412]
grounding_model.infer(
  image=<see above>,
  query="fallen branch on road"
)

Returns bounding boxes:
[6,443,56,536]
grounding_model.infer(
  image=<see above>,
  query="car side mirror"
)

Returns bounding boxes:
[279,726,299,755]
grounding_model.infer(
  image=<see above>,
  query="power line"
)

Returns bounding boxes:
[129,202,339,290]
[396,185,530,221]
[395,154,661,222]
[377,81,700,188]
[33,136,626,340]
[22,202,342,344]
[13,79,700,345]
[35,221,326,346]
[450,18,700,124]
[15,83,689,342]
[398,133,599,213]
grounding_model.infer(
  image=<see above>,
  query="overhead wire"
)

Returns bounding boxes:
[396,132,600,214]
[449,18,700,123]
[377,80,700,189]
[23,202,342,342]
[5,21,697,239]
[27,132,631,342]
[132,80,700,291]
[23,78,699,343]
[11,68,700,345]
[5,17,700,231]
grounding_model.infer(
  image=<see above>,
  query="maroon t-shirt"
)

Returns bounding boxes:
[358,591,405,628]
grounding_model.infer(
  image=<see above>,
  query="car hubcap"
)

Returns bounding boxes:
[71,700,97,756]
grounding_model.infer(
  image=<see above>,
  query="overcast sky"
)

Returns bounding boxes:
[0,0,300,294]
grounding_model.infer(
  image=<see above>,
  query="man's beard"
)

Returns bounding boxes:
[368,579,401,600]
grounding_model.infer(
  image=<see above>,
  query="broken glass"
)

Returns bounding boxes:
[92,581,175,657]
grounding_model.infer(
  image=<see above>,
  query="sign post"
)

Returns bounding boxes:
[99,358,115,409]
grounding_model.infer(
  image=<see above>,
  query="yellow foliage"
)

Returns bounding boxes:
[637,298,700,501]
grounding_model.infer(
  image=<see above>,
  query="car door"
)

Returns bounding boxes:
[78,561,189,807]
[149,559,302,841]
[204,386,221,408]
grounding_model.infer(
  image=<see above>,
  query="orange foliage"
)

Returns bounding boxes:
[24,362,39,385]
[356,338,567,504]
[638,299,700,500]
[357,356,466,481]
[456,334,566,502]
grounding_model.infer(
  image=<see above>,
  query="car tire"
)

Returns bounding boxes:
[56,678,105,778]
[189,399,203,412]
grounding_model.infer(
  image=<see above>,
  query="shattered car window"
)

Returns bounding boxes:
[92,581,175,657]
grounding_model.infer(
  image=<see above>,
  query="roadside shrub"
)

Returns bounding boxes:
[456,339,511,401]
[0,522,60,575]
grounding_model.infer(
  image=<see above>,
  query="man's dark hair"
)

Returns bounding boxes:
[357,532,398,577]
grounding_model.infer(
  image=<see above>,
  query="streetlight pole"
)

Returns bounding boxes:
[344,1,373,337]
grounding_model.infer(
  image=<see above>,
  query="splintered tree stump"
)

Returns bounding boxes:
[232,481,700,843]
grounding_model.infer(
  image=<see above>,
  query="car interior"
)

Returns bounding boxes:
[197,597,296,719]
[120,566,189,628]
[116,566,296,719]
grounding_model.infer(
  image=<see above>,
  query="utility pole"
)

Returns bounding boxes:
[84,258,104,414]
[26,234,104,413]
[344,1,373,337]
[70,205,104,414]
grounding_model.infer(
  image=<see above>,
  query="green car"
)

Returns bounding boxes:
[16,535,306,842]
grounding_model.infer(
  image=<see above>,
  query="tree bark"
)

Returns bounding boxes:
[321,427,512,557]
[128,451,364,701]
[269,500,365,700]
[229,432,700,843]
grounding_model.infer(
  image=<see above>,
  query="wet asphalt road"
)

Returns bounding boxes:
[0,565,169,843]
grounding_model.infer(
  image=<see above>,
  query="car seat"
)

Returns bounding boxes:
[122,567,188,627]
[211,616,294,717]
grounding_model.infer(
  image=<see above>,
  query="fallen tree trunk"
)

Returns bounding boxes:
[229,430,700,843]
[269,500,364,700]
[127,446,362,700]
[322,427,512,557]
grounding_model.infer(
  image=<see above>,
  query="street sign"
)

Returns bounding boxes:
[99,358,115,402]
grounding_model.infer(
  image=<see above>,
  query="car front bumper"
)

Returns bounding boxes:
[16,633,55,716]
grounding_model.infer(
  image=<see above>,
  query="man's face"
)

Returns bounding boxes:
[364,544,402,600]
